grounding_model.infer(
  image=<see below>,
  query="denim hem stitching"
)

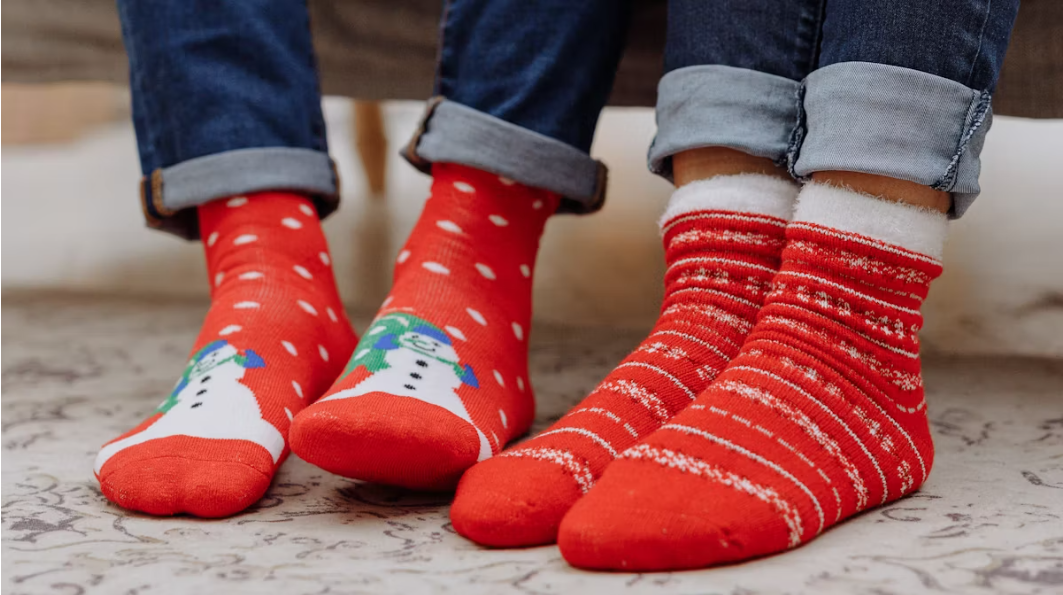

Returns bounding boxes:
[785,83,808,179]
[932,90,992,192]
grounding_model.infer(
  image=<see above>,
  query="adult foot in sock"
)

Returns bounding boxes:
[558,183,946,570]
[290,164,559,490]
[94,192,357,517]
[450,175,798,546]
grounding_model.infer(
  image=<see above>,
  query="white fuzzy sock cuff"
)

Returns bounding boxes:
[793,183,948,260]
[659,174,799,229]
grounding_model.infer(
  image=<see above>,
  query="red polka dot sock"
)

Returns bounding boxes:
[558,182,948,571]
[450,174,799,546]
[94,192,357,517]
[289,164,559,490]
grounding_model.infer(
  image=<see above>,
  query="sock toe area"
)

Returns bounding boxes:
[557,461,796,571]
[451,455,586,547]
[97,437,275,518]
[290,394,485,490]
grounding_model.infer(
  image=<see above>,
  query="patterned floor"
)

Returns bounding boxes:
[3,292,1061,595]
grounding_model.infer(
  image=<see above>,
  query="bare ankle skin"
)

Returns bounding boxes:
[674,148,950,215]
[673,147,789,186]
[811,171,951,213]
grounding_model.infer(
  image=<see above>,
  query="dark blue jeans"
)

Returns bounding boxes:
[118,0,337,238]
[411,0,1019,217]
[120,0,1018,238]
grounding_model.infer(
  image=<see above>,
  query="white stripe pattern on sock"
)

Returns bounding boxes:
[787,222,941,265]
[774,271,922,315]
[748,337,929,481]
[724,368,890,505]
[593,378,671,422]
[663,211,788,236]
[668,256,779,276]
[766,305,921,360]
[566,407,640,438]
[499,447,595,493]
[537,428,619,458]
[614,362,697,401]
[624,442,808,546]
[712,377,870,512]
[667,287,762,310]
[650,330,731,362]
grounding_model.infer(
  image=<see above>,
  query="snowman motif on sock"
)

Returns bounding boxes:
[321,312,492,461]
[94,340,286,474]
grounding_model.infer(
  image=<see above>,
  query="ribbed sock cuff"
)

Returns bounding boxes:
[659,174,799,229]
[793,182,948,260]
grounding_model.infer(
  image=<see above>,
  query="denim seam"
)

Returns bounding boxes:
[139,180,162,228]
[406,99,605,211]
[402,96,446,173]
[433,0,454,95]
[593,163,609,214]
[117,1,159,175]
[303,0,328,153]
[785,83,808,179]
[964,0,994,88]
[795,0,828,77]
[931,90,992,192]
[329,157,341,202]
[150,169,174,216]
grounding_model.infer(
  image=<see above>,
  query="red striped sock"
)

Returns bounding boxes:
[450,175,798,546]
[558,182,947,570]
[95,192,357,517]
[290,164,559,490]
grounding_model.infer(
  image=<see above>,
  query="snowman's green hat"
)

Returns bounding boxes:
[342,312,479,388]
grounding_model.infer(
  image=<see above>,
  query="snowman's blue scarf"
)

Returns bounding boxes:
[168,340,265,403]
[373,329,478,388]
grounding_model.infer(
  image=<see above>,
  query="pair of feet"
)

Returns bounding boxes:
[95,164,552,515]
[95,164,946,572]
[452,173,946,571]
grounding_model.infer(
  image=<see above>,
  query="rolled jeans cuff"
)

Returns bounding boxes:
[649,65,802,181]
[402,98,608,215]
[140,147,340,240]
[792,62,993,218]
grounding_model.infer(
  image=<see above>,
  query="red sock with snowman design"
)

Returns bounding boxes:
[95,192,357,517]
[290,164,558,490]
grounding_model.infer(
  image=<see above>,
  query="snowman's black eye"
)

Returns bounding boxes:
[416,360,428,368]
[191,402,203,408]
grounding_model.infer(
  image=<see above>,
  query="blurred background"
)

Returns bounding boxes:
[3,0,1062,359]
[3,4,1062,594]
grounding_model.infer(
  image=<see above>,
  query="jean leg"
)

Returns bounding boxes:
[648,0,826,180]
[403,0,632,214]
[818,0,1017,92]
[793,0,1020,216]
[118,0,338,239]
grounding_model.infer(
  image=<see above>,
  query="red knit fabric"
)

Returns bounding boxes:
[290,164,559,490]
[450,206,789,546]
[558,219,942,570]
[95,192,357,517]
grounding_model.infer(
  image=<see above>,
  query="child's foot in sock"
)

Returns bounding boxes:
[289,164,559,490]
[450,175,798,546]
[95,192,357,517]
[559,183,946,570]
